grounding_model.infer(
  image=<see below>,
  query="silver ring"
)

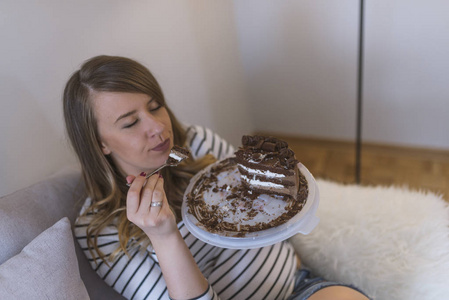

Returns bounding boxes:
[150,201,162,207]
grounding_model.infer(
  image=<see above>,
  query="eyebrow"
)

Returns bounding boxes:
[114,110,136,124]
[113,98,155,124]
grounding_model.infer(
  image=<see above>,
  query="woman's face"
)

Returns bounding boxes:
[92,92,173,176]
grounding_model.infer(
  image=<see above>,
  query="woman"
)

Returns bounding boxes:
[64,55,370,300]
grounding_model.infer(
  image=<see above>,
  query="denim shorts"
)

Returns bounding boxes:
[287,267,371,300]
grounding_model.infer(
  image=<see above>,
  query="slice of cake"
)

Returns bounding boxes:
[235,135,299,198]
[166,145,190,166]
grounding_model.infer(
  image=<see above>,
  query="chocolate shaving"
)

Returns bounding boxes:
[261,142,277,152]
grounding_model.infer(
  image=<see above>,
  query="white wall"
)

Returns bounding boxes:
[233,0,449,149]
[2,1,448,197]
[364,0,449,149]
[233,0,359,141]
[0,0,252,196]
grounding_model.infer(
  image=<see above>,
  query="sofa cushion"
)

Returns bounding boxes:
[0,217,89,299]
[0,165,85,264]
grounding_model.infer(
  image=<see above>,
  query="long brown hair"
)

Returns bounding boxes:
[63,55,215,262]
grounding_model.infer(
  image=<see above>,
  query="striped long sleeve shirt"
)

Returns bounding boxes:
[75,125,297,300]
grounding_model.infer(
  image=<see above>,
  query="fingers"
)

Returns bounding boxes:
[126,172,165,217]
[126,175,136,185]
[148,175,166,216]
[139,173,161,213]
[126,173,176,236]
[126,172,147,215]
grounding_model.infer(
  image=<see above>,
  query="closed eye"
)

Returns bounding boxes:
[123,119,138,129]
[149,103,163,112]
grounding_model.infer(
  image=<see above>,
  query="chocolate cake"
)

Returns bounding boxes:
[235,135,299,199]
[185,135,308,236]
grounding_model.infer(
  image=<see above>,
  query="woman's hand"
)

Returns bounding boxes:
[126,172,177,239]
[126,172,210,298]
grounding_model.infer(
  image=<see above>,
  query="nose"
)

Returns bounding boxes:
[142,112,164,138]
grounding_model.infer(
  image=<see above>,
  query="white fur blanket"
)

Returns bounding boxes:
[289,180,449,300]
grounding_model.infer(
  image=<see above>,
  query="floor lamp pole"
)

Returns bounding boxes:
[356,0,365,184]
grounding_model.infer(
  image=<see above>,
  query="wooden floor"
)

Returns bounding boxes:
[257,133,449,202]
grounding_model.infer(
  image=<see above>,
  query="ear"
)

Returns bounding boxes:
[101,142,112,155]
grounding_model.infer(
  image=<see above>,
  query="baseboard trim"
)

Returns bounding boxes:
[255,131,449,161]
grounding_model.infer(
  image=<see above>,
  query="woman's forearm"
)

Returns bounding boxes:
[149,230,209,299]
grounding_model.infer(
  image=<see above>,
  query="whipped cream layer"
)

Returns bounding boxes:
[237,164,286,179]
[169,152,184,162]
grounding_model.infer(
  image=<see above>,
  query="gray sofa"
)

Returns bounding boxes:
[0,166,125,299]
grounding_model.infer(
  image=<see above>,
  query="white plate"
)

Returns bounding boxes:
[182,161,320,249]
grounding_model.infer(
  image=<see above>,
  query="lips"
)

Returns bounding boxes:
[152,138,170,152]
